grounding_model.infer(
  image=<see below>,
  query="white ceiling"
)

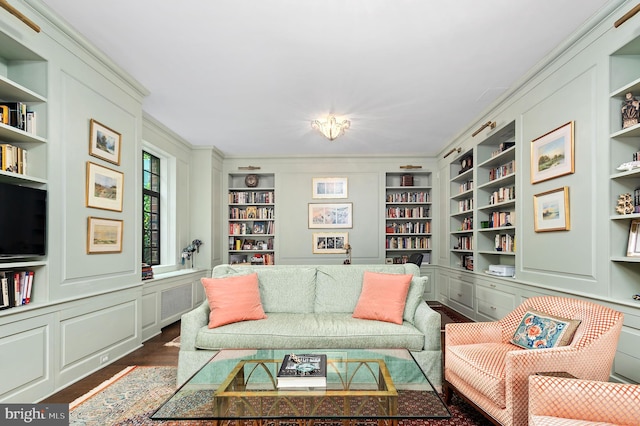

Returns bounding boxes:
[37,0,615,157]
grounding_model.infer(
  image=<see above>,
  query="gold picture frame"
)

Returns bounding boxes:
[530,121,575,184]
[87,216,123,253]
[86,161,124,212]
[626,219,640,257]
[533,186,570,232]
[89,119,121,165]
[312,232,348,254]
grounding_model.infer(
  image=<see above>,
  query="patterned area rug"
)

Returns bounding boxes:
[69,366,492,425]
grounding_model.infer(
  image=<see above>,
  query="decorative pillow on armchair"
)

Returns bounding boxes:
[352,271,412,324]
[201,272,267,328]
[511,310,581,349]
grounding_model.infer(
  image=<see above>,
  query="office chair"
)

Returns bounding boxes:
[407,253,423,266]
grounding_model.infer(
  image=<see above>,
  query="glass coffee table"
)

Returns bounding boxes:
[152,348,449,424]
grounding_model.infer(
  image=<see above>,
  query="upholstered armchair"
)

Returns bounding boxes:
[443,296,624,426]
[529,375,640,425]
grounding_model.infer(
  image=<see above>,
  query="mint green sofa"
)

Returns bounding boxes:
[178,264,442,388]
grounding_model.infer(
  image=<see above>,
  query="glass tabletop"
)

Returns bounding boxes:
[152,348,450,421]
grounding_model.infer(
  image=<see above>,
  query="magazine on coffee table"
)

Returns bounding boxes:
[276,353,327,388]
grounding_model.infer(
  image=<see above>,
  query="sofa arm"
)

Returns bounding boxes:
[413,302,441,351]
[529,375,640,425]
[180,300,210,351]
[444,321,502,346]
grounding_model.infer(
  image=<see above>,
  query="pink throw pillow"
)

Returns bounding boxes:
[201,273,267,328]
[352,271,412,324]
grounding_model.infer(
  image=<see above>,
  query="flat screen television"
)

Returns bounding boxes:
[0,182,47,259]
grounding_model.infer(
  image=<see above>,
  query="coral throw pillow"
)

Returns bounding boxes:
[201,273,267,328]
[352,271,412,324]
[511,310,581,349]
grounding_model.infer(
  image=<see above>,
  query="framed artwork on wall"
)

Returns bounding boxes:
[530,121,574,184]
[308,203,353,228]
[533,186,570,232]
[312,177,348,199]
[89,119,121,165]
[312,232,348,254]
[87,216,123,253]
[627,219,640,257]
[86,161,124,212]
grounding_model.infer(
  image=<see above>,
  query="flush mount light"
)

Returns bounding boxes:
[311,115,350,141]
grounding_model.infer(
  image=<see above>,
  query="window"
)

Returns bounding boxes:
[143,151,161,265]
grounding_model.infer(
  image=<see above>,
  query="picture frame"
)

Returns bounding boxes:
[312,177,348,199]
[308,203,353,228]
[530,121,574,184]
[89,119,121,165]
[312,232,348,254]
[533,186,570,232]
[626,219,640,257]
[87,216,123,254]
[86,161,124,212]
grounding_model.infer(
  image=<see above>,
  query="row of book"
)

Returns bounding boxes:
[0,270,35,310]
[490,141,515,158]
[455,236,473,251]
[386,206,430,219]
[229,237,274,251]
[386,236,431,250]
[0,144,28,175]
[488,160,516,181]
[385,220,431,234]
[487,210,515,228]
[458,179,473,194]
[385,191,431,203]
[488,185,515,205]
[141,263,154,280]
[229,206,275,220]
[633,188,640,214]
[0,102,36,134]
[229,253,275,265]
[386,252,431,265]
[229,221,274,235]
[228,191,274,204]
[495,233,516,253]
[457,198,473,213]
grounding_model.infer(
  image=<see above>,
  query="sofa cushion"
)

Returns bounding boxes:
[511,310,581,349]
[446,342,522,409]
[195,313,425,351]
[353,271,412,324]
[255,267,317,313]
[201,273,267,328]
[314,265,409,313]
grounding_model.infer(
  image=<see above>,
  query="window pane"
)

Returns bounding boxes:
[142,150,161,266]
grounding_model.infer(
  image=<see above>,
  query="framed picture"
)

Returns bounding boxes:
[312,177,348,199]
[89,119,121,165]
[86,161,124,212]
[530,121,574,184]
[308,203,353,228]
[312,232,348,254]
[87,216,123,253]
[627,219,640,257]
[533,186,570,232]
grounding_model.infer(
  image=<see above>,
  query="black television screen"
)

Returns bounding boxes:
[0,182,47,258]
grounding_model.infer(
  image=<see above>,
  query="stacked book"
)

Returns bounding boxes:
[0,270,34,310]
[141,263,154,280]
[276,353,327,388]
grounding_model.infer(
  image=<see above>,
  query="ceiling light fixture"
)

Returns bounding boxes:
[311,115,350,141]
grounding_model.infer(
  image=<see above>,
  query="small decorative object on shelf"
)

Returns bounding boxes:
[616,193,634,215]
[400,174,414,186]
[343,243,352,264]
[181,239,203,268]
[459,154,473,174]
[633,294,640,301]
[244,174,259,187]
[622,92,640,129]
[616,161,640,171]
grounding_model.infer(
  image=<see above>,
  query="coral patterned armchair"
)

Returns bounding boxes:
[528,375,640,425]
[443,296,624,426]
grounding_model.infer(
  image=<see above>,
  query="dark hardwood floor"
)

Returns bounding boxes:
[42,303,471,404]
[42,321,181,404]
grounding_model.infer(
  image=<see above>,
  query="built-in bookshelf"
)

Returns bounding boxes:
[227,173,275,265]
[475,121,516,274]
[449,150,474,271]
[609,36,640,302]
[384,172,432,264]
[0,31,48,315]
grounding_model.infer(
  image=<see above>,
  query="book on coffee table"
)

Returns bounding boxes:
[276,353,327,388]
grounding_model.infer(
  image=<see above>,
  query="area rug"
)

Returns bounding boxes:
[69,366,492,425]
[164,336,181,347]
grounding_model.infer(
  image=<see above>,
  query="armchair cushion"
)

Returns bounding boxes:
[511,310,581,349]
